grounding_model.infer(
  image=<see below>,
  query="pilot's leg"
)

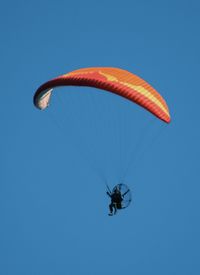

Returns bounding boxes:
[109,203,113,215]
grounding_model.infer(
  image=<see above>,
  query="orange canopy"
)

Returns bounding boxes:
[33,67,170,123]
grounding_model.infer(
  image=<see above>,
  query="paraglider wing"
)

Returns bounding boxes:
[33,67,170,123]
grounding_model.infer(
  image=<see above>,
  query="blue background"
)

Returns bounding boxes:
[1,0,200,274]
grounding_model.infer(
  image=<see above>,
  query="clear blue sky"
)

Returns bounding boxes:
[1,0,200,274]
